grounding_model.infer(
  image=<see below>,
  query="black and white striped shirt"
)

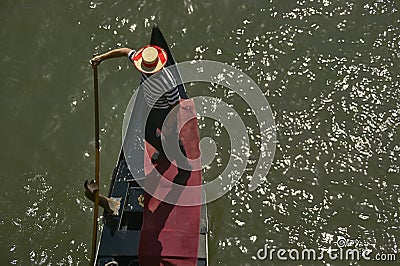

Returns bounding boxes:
[128,50,180,109]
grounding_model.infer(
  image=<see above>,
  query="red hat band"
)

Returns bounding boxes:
[132,45,167,74]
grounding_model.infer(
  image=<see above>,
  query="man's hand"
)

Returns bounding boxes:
[89,48,132,68]
[90,55,102,67]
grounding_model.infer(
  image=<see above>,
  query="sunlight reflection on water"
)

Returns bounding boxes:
[1,0,399,264]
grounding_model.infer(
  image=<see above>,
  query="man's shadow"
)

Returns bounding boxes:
[140,155,191,264]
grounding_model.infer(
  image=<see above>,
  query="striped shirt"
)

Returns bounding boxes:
[128,50,180,109]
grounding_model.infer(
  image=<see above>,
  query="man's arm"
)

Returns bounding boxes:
[91,48,132,67]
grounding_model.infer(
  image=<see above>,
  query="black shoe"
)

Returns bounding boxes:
[174,168,191,185]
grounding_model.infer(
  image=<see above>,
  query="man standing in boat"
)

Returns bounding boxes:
[91,46,188,168]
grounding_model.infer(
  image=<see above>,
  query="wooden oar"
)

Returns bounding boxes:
[90,64,101,265]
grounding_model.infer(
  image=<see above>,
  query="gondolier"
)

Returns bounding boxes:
[91,45,187,165]
[89,26,207,266]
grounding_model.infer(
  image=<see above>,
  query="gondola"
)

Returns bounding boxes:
[93,26,208,266]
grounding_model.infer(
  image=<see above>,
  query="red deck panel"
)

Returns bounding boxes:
[139,99,202,266]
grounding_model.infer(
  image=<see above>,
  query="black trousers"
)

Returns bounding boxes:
[145,108,187,157]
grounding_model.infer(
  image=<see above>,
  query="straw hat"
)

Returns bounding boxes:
[132,45,168,74]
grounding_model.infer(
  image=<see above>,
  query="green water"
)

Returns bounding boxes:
[1,0,399,265]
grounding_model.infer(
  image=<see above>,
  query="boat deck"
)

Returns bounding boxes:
[96,152,208,265]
